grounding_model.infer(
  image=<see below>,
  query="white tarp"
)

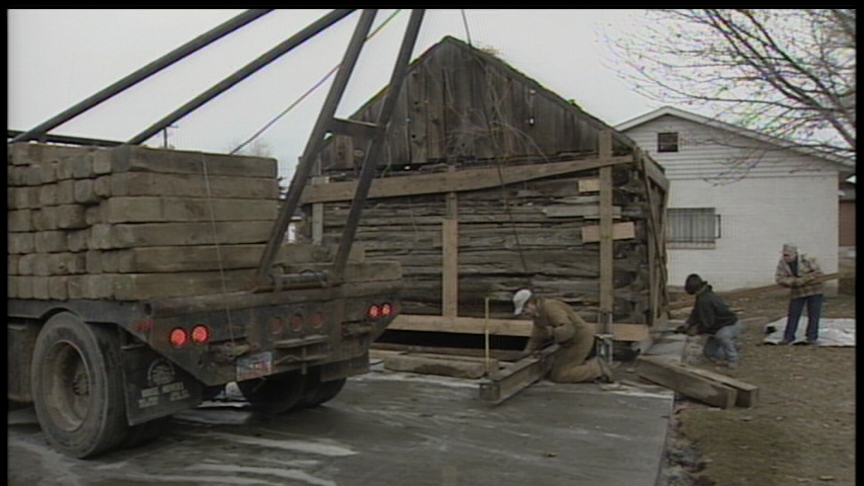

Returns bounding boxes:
[762,318,856,346]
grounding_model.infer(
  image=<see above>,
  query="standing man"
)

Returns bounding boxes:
[775,243,825,345]
[675,274,742,368]
[512,289,613,383]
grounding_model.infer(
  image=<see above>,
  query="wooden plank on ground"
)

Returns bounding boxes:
[478,344,560,404]
[384,354,490,379]
[635,355,737,409]
[405,352,499,368]
[371,342,524,361]
[676,362,759,408]
[388,314,649,341]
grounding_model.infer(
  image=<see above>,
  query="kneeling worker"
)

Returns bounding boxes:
[512,289,614,383]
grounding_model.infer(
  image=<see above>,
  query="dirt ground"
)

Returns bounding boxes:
[659,289,856,486]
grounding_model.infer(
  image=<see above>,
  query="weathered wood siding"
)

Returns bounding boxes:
[312,159,666,325]
[315,36,633,172]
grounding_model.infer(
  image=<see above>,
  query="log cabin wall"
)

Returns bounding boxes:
[302,36,669,326]
[308,157,666,325]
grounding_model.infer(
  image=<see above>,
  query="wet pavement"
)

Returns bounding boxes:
[8,335,686,486]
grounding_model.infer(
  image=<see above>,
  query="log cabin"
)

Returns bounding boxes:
[298,36,670,344]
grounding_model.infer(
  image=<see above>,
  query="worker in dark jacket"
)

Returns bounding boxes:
[512,289,613,383]
[675,274,742,369]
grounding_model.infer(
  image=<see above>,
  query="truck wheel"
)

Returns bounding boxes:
[238,370,307,414]
[292,369,347,411]
[121,417,169,449]
[310,378,346,407]
[31,312,129,458]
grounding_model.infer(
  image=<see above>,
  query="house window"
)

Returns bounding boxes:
[667,208,720,248]
[657,132,679,153]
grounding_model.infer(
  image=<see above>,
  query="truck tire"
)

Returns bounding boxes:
[121,417,169,449]
[238,370,307,415]
[31,312,129,458]
[291,368,347,411]
[310,377,346,407]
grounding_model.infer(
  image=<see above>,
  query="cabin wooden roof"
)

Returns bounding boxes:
[315,36,647,173]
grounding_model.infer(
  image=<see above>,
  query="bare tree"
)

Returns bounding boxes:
[609,9,855,162]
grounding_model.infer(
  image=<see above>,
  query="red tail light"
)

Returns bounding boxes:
[311,312,325,329]
[290,314,304,332]
[368,305,381,318]
[191,325,210,343]
[268,316,283,335]
[169,328,188,348]
[381,303,393,317]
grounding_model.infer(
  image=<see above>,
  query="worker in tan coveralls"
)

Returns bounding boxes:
[512,289,613,383]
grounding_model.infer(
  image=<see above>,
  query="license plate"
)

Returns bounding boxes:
[236,351,273,381]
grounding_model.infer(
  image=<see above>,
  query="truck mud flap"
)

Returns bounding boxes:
[121,344,203,426]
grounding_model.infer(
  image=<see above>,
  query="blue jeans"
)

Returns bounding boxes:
[783,294,823,342]
[704,321,742,363]
[702,321,741,362]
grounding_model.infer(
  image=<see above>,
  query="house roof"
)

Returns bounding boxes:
[615,106,854,173]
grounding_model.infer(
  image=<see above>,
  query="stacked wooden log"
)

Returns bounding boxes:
[318,161,656,323]
[7,143,282,301]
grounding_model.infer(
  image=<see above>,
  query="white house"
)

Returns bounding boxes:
[616,106,854,293]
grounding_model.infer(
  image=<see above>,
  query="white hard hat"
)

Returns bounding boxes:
[512,289,533,316]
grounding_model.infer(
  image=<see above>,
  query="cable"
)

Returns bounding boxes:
[199,153,237,346]
[230,9,404,156]
[460,9,473,47]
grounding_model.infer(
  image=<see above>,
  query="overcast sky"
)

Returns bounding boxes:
[8,9,661,180]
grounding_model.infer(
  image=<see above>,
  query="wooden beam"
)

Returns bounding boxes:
[581,221,635,242]
[637,151,665,323]
[578,178,600,193]
[384,354,490,379]
[311,176,328,244]
[371,342,524,361]
[479,344,561,404]
[598,131,614,336]
[676,362,759,408]
[641,154,670,192]
[542,205,621,219]
[635,355,738,409]
[300,156,635,203]
[442,219,458,317]
[667,272,845,310]
[442,168,458,318]
[388,314,650,341]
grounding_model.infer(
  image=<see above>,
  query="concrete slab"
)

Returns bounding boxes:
[8,338,687,486]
